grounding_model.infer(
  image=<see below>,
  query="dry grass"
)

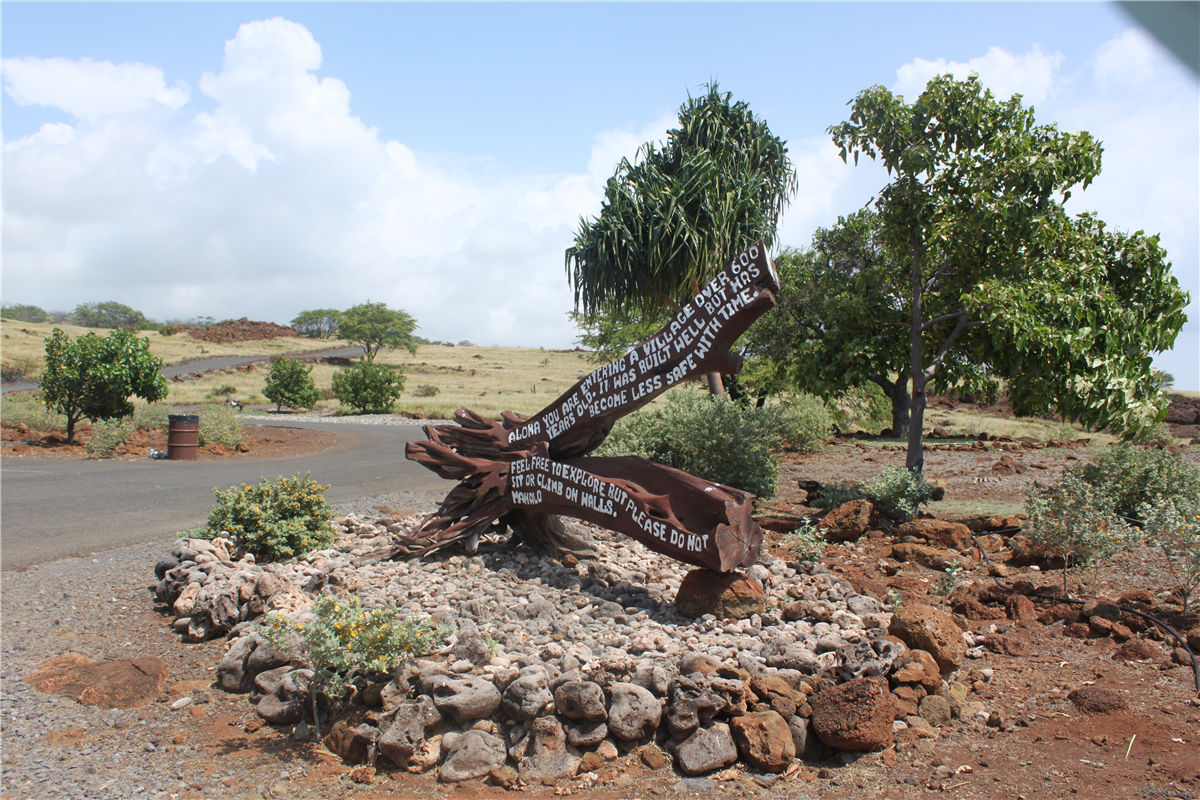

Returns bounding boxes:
[923,405,1119,446]
[0,318,346,380]
[161,344,596,416]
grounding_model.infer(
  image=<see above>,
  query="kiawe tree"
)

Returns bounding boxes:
[290,309,341,339]
[827,74,1188,471]
[566,82,796,393]
[337,302,418,361]
[40,328,168,443]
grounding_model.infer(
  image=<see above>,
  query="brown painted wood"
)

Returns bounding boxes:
[364,241,778,571]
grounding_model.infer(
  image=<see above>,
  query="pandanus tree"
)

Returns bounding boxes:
[566,82,797,393]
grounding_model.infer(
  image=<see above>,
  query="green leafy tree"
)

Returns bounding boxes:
[263,357,320,411]
[332,360,405,413]
[338,302,418,361]
[290,309,341,339]
[71,301,153,330]
[39,328,168,443]
[828,74,1188,470]
[1,303,51,323]
[566,82,797,393]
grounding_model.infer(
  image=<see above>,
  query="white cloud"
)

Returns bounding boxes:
[2,56,188,120]
[0,17,678,349]
[1093,28,1158,87]
[893,44,1064,105]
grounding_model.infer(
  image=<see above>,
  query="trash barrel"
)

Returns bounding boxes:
[167,414,200,461]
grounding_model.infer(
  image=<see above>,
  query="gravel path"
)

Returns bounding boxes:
[0,491,444,800]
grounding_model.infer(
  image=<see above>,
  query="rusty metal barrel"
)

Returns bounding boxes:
[167,414,200,461]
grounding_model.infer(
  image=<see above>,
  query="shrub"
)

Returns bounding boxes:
[598,392,780,497]
[762,394,832,452]
[784,520,826,562]
[131,403,171,431]
[2,303,51,323]
[39,327,168,442]
[828,383,892,434]
[810,465,934,522]
[196,473,334,562]
[862,466,936,522]
[263,357,320,411]
[0,392,68,432]
[1136,495,1200,614]
[1080,443,1200,520]
[1,358,39,382]
[208,384,238,398]
[85,418,131,458]
[198,403,243,448]
[413,384,440,398]
[1025,468,1132,597]
[332,361,404,414]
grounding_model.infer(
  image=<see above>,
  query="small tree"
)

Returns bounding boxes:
[290,309,341,339]
[1,303,51,323]
[39,328,168,443]
[71,301,153,330]
[332,361,404,414]
[263,357,320,411]
[338,302,418,361]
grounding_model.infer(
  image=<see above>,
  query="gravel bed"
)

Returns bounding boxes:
[0,491,439,800]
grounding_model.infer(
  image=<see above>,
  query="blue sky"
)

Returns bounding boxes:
[3,2,1197,390]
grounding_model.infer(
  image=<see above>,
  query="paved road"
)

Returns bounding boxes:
[0,418,453,569]
[0,345,364,394]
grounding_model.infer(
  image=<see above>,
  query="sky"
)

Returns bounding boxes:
[2,2,1197,390]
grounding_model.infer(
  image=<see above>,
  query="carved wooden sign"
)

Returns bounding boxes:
[364,242,778,572]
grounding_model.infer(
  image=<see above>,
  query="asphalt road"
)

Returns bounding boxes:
[0,418,453,569]
[0,345,365,394]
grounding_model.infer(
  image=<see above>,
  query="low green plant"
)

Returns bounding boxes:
[784,520,827,563]
[85,418,131,458]
[413,384,439,398]
[811,466,934,522]
[198,403,243,448]
[1025,469,1132,597]
[886,589,903,613]
[332,361,404,413]
[598,392,781,497]
[762,394,832,452]
[937,563,963,598]
[828,383,892,434]
[258,596,449,734]
[1137,495,1200,614]
[1,392,68,431]
[1080,442,1200,521]
[131,403,171,431]
[194,473,334,562]
[264,357,319,411]
[863,466,936,522]
[208,384,239,398]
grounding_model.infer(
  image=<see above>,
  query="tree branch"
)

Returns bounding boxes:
[923,315,985,380]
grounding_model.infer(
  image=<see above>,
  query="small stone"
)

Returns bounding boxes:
[673,723,738,776]
[607,682,661,741]
[918,694,952,727]
[640,745,670,770]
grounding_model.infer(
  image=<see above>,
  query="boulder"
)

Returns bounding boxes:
[917,694,952,727]
[378,701,428,767]
[501,668,553,722]
[256,692,305,725]
[897,519,973,551]
[665,675,728,739]
[517,717,579,782]
[673,723,738,776]
[607,682,661,741]
[675,569,765,619]
[429,674,501,724]
[325,718,379,763]
[729,711,795,773]
[439,730,507,783]
[554,680,607,722]
[564,719,608,747]
[891,543,967,571]
[888,603,967,674]
[818,500,874,543]
[810,678,894,752]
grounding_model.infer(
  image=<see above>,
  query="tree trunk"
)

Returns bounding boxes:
[906,229,926,473]
[66,416,77,445]
[890,379,911,438]
[705,371,725,395]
